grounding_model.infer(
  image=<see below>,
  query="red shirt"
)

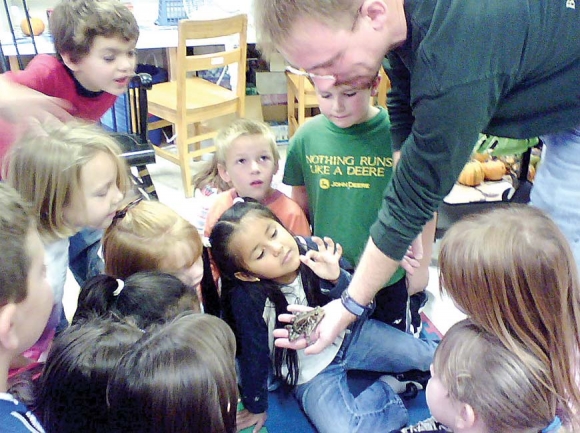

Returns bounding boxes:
[0,54,117,163]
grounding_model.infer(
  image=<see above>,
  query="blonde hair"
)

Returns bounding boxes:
[252,0,359,58]
[439,205,580,427]
[192,119,280,193]
[3,121,129,240]
[103,200,203,280]
[435,319,560,433]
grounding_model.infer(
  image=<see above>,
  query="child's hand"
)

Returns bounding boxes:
[299,236,342,283]
[400,234,423,275]
[236,408,267,432]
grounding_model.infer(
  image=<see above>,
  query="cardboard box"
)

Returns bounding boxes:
[263,104,287,122]
[245,95,264,122]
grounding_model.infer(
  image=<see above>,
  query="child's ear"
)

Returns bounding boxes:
[455,402,476,430]
[217,163,231,183]
[234,272,260,282]
[60,52,79,71]
[0,304,19,351]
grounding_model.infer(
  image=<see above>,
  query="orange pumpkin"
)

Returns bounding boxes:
[458,160,485,186]
[528,164,536,182]
[472,151,490,163]
[482,160,506,181]
[20,17,45,36]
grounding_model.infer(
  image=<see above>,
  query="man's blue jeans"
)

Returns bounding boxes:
[294,318,437,433]
[531,127,580,273]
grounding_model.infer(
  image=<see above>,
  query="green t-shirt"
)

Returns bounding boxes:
[284,107,405,286]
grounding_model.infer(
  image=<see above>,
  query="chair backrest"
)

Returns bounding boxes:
[113,73,156,167]
[176,14,248,115]
[374,67,390,109]
[127,73,153,143]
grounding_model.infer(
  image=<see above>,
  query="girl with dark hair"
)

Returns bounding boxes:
[209,200,436,433]
[107,313,238,433]
[73,271,200,329]
[35,317,143,433]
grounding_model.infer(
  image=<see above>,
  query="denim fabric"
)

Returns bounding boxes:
[531,127,580,273]
[294,318,437,433]
[68,228,105,286]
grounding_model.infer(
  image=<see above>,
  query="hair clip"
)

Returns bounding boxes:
[113,279,125,297]
[541,416,562,433]
[113,196,143,222]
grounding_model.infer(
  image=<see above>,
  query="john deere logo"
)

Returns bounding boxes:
[320,178,330,189]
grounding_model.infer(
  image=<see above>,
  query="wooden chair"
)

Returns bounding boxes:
[286,66,391,138]
[286,70,319,138]
[374,67,391,109]
[111,73,159,200]
[147,15,248,197]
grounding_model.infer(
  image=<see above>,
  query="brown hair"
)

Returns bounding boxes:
[252,0,359,58]
[434,319,559,432]
[0,183,34,305]
[50,0,139,62]
[107,313,238,432]
[3,120,128,240]
[439,205,580,426]
[103,200,203,280]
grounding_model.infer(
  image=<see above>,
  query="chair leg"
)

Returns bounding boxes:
[176,122,194,198]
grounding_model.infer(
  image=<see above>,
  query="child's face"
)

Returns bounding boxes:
[426,363,460,429]
[13,227,53,354]
[63,36,137,95]
[218,135,278,202]
[64,151,124,231]
[231,214,300,284]
[169,254,204,294]
[315,84,375,129]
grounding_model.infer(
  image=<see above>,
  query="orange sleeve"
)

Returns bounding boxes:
[268,194,312,237]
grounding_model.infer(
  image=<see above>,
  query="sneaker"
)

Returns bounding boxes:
[409,291,428,337]
[398,417,452,432]
[379,370,431,400]
[394,369,431,390]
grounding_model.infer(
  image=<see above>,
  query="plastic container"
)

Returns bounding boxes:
[156,0,187,26]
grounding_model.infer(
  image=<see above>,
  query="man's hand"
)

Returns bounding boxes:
[236,409,267,432]
[299,236,342,282]
[0,80,73,124]
[273,301,355,355]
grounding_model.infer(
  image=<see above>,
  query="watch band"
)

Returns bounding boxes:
[341,289,374,317]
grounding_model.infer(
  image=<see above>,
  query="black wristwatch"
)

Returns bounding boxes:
[341,289,374,318]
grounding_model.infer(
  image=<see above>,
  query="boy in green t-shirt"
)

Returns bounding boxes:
[283,75,435,333]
